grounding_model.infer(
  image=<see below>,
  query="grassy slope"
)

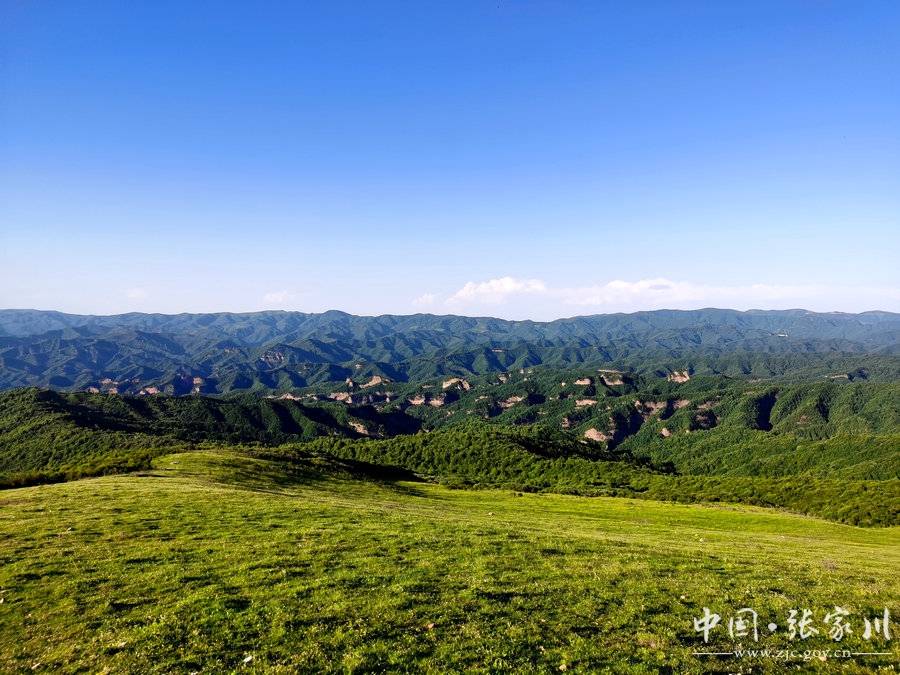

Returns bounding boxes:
[0,451,897,673]
[296,430,900,526]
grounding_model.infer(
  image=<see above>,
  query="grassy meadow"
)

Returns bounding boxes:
[1,450,897,673]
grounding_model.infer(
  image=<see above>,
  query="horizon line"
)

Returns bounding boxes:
[2,306,898,323]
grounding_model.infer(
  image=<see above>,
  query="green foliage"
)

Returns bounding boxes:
[0,451,897,672]
[0,388,175,487]
[288,422,652,492]
[285,425,899,526]
[618,381,900,480]
[2,308,898,392]
[2,376,898,524]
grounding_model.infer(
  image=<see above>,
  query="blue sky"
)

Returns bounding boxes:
[1,1,898,319]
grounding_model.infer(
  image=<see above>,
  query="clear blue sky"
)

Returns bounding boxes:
[2,1,898,319]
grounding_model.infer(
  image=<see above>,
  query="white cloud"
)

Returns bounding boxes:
[558,278,829,307]
[446,276,547,305]
[412,293,437,307]
[125,287,148,300]
[441,276,900,317]
[262,290,293,305]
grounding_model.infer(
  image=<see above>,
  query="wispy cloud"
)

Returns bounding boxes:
[262,290,294,306]
[441,276,900,316]
[558,278,830,307]
[446,276,546,305]
[125,287,148,300]
[412,293,437,307]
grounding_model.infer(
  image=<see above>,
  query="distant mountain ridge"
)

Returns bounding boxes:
[1,308,898,394]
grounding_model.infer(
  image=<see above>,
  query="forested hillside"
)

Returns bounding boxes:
[2,375,897,525]
[2,308,897,393]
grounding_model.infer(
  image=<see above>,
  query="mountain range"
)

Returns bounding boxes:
[1,308,898,394]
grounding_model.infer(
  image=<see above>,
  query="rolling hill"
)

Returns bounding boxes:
[1,450,897,672]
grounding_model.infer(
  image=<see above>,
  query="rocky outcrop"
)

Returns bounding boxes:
[277,392,302,401]
[634,400,666,419]
[597,369,625,386]
[442,377,471,391]
[667,370,691,383]
[499,395,524,409]
[574,377,593,386]
[330,391,393,406]
[575,399,597,407]
[329,392,354,403]
[583,428,609,442]
[258,350,286,367]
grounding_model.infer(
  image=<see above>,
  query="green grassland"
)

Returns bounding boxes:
[0,450,897,673]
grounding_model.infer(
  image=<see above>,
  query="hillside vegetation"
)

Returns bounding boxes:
[2,380,897,525]
[2,308,898,393]
[0,451,896,672]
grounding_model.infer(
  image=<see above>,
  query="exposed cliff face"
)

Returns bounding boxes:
[349,421,370,436]
[667,370,691,383]
[276,392,302,401]
[329,392,354,403]
[583,428,609,442]
[258,350,286,367]
[442,378,471,391]
[499,395,524,409]
[329,391,394,406]
[634,400,666,419]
